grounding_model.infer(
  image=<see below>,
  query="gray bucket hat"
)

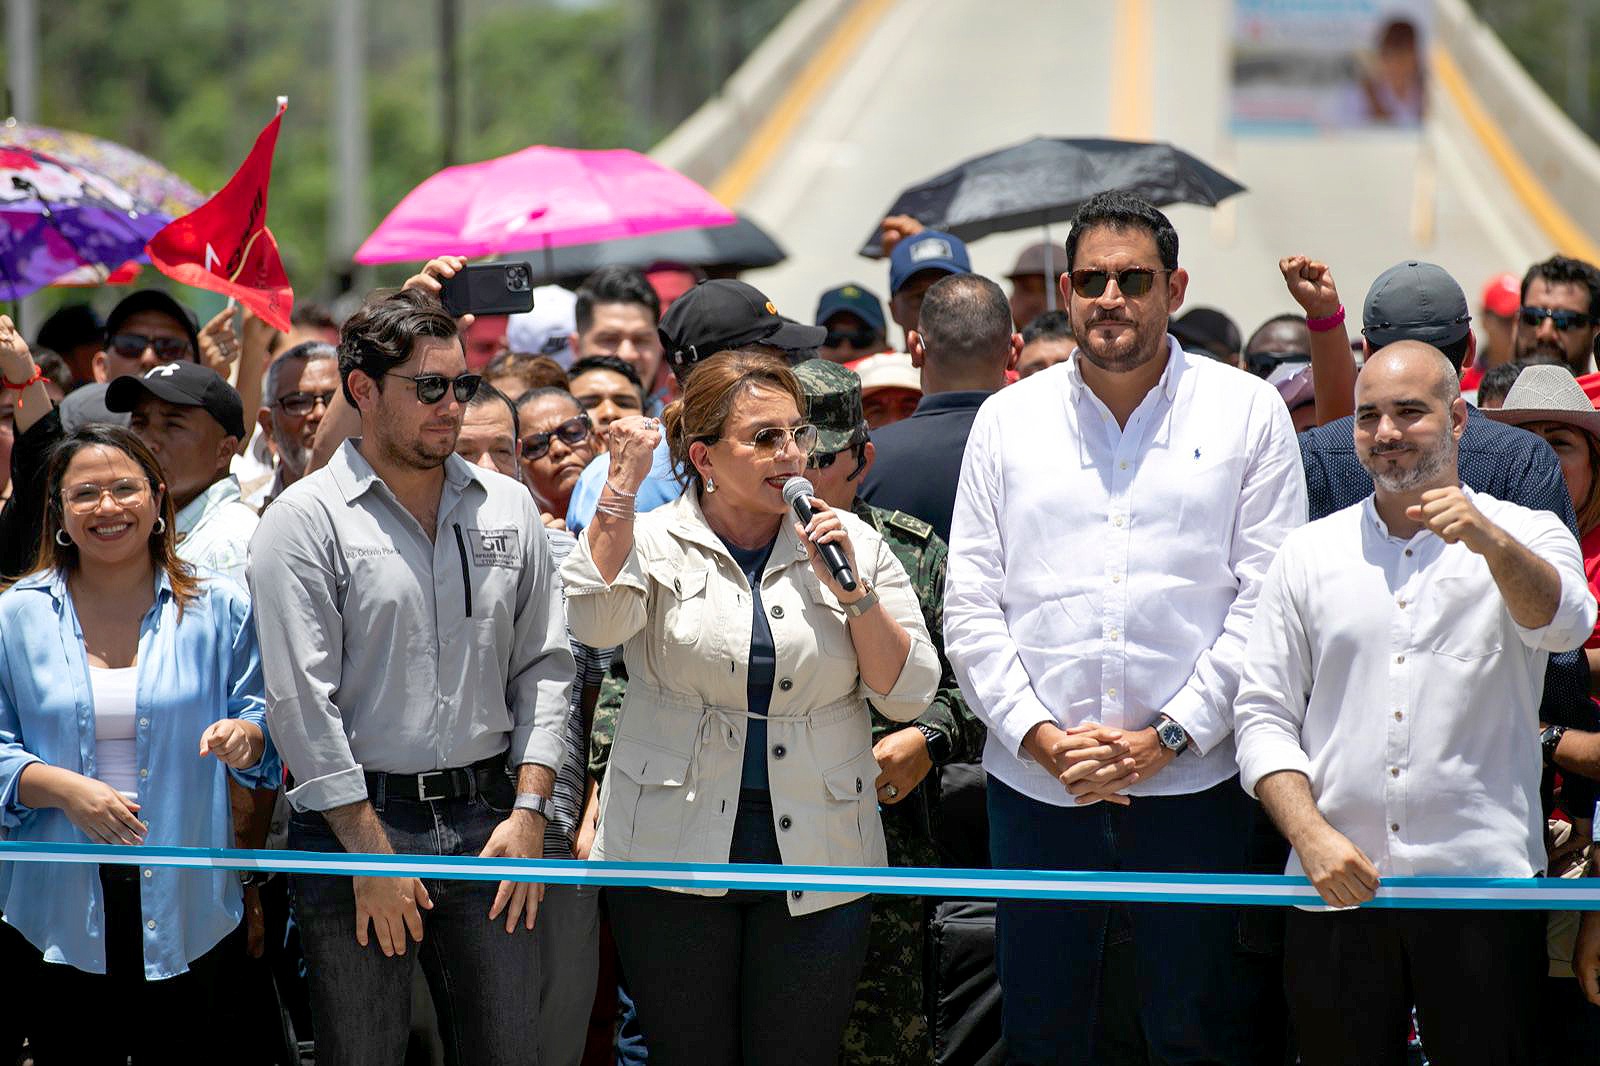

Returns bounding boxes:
[1483,364,1600,439]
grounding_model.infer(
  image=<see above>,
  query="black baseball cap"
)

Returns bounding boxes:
[659,279,827,379]
[103,289,202,361]
[105,361,247,440]
[1362,261,1473,349]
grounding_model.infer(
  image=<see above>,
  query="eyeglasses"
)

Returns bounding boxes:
[825,328,879,350]
[521,414,592,460]
[109,332,192,361]
[1069,268,1166,299]
[384,371,482,405]
[63,478,151,514]
[1519,306,1593,332]
[274,389,336,417]
[1244,350,1311,379]
[710,423,819,457]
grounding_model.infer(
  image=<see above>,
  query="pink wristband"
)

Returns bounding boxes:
[1306,305,1345,333]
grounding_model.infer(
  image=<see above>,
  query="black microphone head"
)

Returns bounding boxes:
[781,476,815,509]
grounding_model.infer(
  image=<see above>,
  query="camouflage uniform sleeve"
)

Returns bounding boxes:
[588,656,628,787]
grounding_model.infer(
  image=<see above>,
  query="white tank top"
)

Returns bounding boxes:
[89,665,140,798]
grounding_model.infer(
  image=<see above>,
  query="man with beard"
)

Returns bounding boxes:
[246,287,575,1066]
[1236,341,1593,1066]
[247,340,339,508]
[1512,255,1600,376]
[944,191,1304,1065]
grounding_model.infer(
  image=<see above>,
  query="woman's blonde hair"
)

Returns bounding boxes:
[661,349,805,491]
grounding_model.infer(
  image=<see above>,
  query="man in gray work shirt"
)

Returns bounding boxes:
[247,286,574,1066]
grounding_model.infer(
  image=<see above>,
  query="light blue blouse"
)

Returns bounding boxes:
[0,568,275,978]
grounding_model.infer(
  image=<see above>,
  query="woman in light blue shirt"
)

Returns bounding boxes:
[0,424,275,1063]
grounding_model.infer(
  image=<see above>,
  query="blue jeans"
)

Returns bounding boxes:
[987,775,1286,1066]
[288,790,540,1066]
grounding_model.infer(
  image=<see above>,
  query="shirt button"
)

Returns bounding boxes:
[1120,461,1129,470]
[1404,549,1413,557]
[1390,768,1400,777]
[779,816,793,831]
[1395,655,1405,664]
[146,919,157,930]
[139,768,149,779]
[791,890,804,900]
[1111,574,1121,584]
[773,744,786,759]
[770,605,785,619]
[1107,628,1120,640]
[138,718,149,728]
[1107,687,1117,698]
[1394,711,1404,721]
[1397,599,1407,609]
[1113,516,1125,528]
[143,869,153,879]
[778,678,793,692]
[1391,823,1401,833]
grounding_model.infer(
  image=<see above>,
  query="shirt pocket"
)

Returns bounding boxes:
[804,578,857,661]
[649,563,709,646]
[821,747,883,864]
[1423,579,1506,662]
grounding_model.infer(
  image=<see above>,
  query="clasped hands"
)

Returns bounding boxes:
[1023,720,1175,806]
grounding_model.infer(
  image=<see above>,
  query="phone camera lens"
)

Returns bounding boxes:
[507,265,531,292]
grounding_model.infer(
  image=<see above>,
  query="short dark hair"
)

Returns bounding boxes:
[1065,190,1180,272]
[268,302,342,355]
[1021,310,1074,345]
[516,385,583,418]
[484,351,568,394]
[1245,313,1309,352]
[917,273,1015,365]
[574,266,660,336]
[30,348,74,394]
[568,354,646,403]
[337,287,459,405]
[1475,361,1524,408]
[468,381,521,443]
[1521,255,1600,317]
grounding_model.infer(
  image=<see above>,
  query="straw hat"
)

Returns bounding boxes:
[1484,364,1600,439]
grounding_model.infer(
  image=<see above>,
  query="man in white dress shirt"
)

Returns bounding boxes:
[945,191,1306,1065]
[1236,341,1596,1066]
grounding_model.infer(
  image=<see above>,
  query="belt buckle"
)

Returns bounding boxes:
[415,770,448,802]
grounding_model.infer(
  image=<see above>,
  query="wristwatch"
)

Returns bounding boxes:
[513,793,555,820]
[1542,725,1568,767]
[238,870,270,888]
[914,722,952,765]
[1155,715,1191,754]
[842,580,878,618]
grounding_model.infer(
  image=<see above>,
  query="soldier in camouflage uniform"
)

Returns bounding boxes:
[586,360,984,1065]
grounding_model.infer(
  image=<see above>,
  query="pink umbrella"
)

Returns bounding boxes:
[354,146,737,265]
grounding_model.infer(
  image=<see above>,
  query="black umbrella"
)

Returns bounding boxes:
[856,137,1246,257]
[530,214,786,283]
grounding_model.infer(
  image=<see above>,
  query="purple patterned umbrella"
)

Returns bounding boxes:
[0,145,171,300]
[1,119,205,217]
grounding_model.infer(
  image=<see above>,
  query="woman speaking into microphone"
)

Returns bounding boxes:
[560,349,938,1065]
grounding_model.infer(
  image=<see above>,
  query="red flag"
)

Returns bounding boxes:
[146,100,293,331]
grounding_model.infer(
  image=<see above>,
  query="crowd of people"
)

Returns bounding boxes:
[4,187,1600,1066]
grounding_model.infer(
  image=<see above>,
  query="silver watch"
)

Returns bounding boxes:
[513,793,554,820]
[1155,715,1191,754]
[842,580,878,617]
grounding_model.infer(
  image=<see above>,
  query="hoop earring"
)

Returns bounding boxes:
[55,529,72,547]
[705,477,716,494]
[152,517,166,535]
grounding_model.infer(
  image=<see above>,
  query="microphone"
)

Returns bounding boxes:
[782,476,858,592]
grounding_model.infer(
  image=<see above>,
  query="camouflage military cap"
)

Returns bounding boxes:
[795,357,870,454]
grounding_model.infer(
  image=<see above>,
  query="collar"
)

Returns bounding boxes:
[1361,483,1474,542]
[25,566,174,609]
[175,475,243,537]
[1065,333,1185,403]
[663,488,812,569]
[328,438,480,505]
[910,390,994,417]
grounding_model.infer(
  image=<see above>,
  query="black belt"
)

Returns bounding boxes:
[365,754,507,802]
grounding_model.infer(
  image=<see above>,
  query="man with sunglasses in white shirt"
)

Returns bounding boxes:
[946,190,1305,1065]
[248,286,575,1066]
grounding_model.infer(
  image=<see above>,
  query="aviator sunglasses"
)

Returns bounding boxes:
[1519,306,1593,332]
[1069,268,1167,299]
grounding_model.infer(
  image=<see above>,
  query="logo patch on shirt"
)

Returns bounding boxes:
[469,528,519,568]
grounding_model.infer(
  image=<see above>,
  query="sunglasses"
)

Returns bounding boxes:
[1519,306,1593,332]
[1244,350,1311,379]
[825,328,879,349]
[1069,268,1166,299]
[63,478,151,514]
[384,371,482,405]
[708,423,819,457]
[109,332,192,361]
[521,414,592,460]
[274,389,336,417]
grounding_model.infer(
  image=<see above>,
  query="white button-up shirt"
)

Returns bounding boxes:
[945,339,1306,804]
[1235,489,1596,881]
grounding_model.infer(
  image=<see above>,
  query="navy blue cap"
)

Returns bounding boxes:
[815,283,886,333]
[889,231,971,295]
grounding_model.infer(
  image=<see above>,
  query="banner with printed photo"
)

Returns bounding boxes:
[1231,0,1433,134]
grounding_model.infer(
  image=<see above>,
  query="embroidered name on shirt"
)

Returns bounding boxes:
[347,545,400,559]
[470,528,519,568]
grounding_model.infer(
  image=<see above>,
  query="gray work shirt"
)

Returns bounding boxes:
[247,439,574,812]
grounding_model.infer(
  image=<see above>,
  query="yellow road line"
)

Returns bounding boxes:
[1432,44,1600,263]
[1109,0,1153,139]
[710,0,898,207]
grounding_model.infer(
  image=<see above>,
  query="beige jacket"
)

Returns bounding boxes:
[560,490,940,915]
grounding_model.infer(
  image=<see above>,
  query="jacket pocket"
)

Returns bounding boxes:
[603,743,694,862]
[806,579,857,660]
[821,748,882,864]
[650,563,709,645]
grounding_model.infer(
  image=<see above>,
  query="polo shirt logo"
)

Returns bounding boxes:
[469,528,519,568]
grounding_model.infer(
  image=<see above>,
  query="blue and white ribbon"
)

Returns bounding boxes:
[2,840,1598,910]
